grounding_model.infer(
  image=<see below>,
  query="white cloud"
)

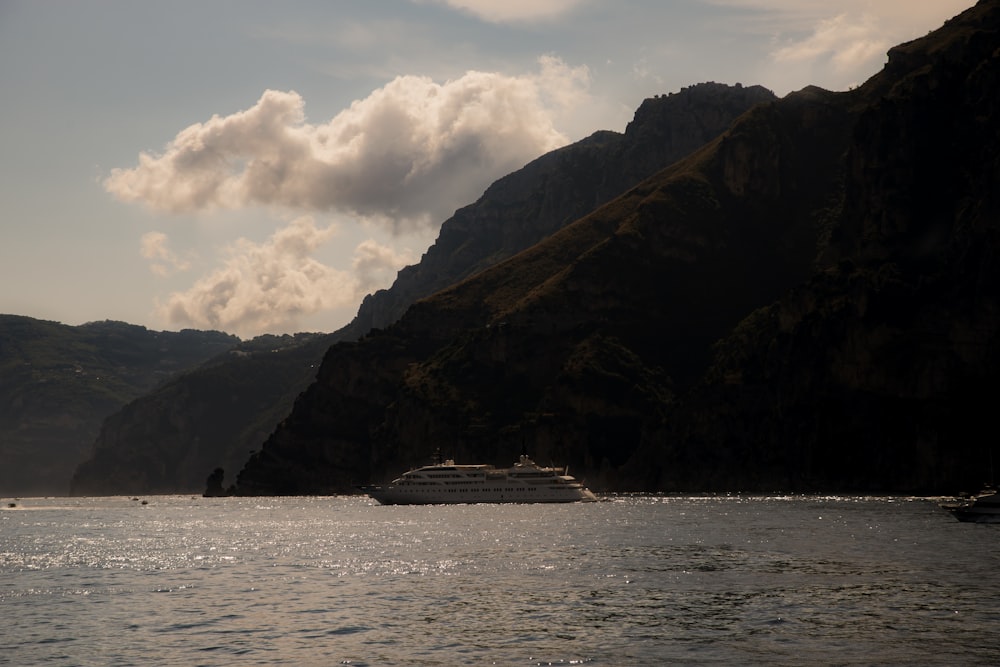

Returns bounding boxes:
[422,0,586,23]
[352,239,416,294]
[139,231,192,277]
[771,12,887,74]
[105,57,587,230]
[156,217,347,335]
[704,0,975,92]
[706,0,971,23]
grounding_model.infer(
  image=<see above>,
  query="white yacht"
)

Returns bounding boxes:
[361,454,597,505]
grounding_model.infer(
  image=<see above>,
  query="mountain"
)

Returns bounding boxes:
[0,316,238,496]
[68,83,774,495]
[637,1,1000,493]
[231,0,1000,496]
[69,333,332,496]
[342,82,777,336]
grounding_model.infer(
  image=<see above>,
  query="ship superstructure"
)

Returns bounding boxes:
[361,455,597,505]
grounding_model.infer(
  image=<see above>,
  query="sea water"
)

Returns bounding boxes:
[1,494,996,665]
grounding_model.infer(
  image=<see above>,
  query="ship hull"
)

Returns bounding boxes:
[361,484,596,505]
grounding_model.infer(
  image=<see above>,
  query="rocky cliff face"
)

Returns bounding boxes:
[645,1,1000,493]
[343,82,776,335]
[233,0,1000,496]
[69,83,772,495]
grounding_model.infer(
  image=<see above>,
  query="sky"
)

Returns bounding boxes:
[0,0,976,338]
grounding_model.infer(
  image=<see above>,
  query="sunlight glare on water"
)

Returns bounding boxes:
[1,494,997,665]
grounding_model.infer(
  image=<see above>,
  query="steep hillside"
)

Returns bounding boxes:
[637,1,1000,493]
[70,83,772,495]
[232,86,854,494]
[343,82,776,336]
[233,0,999,495]
[0,316,237,495]
[69,333,331,495]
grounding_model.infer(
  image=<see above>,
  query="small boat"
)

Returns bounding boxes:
[941,489,1000,523]
[360,454,597,505]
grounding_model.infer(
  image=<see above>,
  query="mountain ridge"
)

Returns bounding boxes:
[231,0,1000,495]
[343,82,777,336]
[68,82,774,495]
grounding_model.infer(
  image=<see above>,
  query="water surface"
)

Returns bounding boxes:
[1,494,995,665]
